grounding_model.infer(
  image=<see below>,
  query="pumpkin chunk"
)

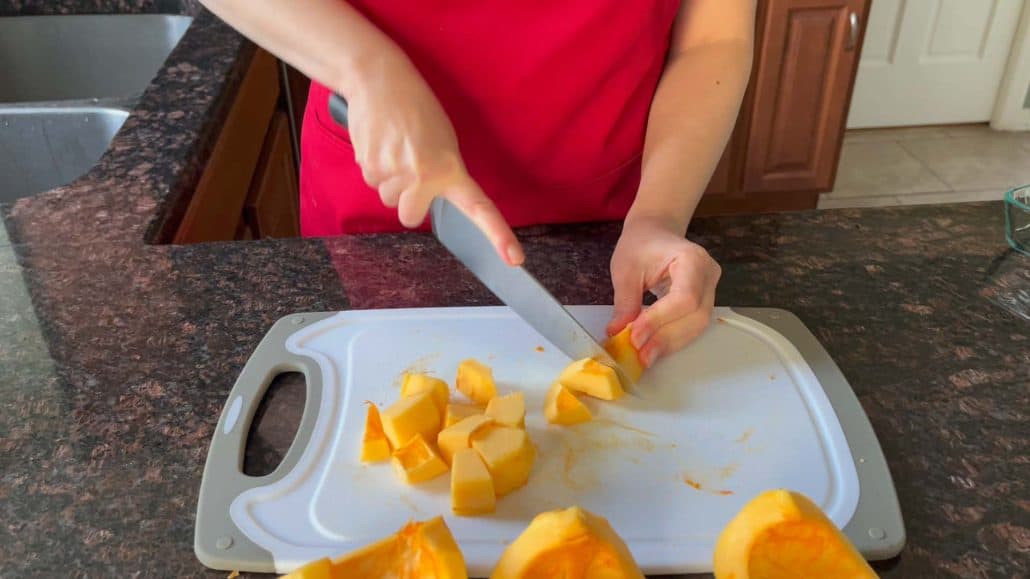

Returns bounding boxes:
[491,506,643,579]
[485,391,526,428]
[283,516,467,578]
[380,391,441,449]
[559,358,625,401]
[401,373,450,417]
[444,402,483,428]
[360,403,391,462]
[471,424,536,496]
[456,359,497,404]
[450,448,496,516]
[437,414,494,465]
[392,434,449,484]
[603,325,644,384]
[713,489,877,579]
[543,382,592,425]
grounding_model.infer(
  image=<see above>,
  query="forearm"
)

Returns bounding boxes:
[630,37,753,233]
[198,0,409,100]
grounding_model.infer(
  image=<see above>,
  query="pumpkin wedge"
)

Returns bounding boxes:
[282,516,467,578]
[713,489,878,579]
[491,506,643,579]
[360,402,391,462]
[603,325,644,384]
[543,382,592,426]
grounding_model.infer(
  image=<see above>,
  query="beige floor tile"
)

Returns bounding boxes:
[845,126,952,143]
[893,189,1005,206]
[900,137,1030,191]
[817,194,903,209]
[829,141,950,198]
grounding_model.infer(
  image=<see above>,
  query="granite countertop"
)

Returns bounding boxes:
[1,3,1028,579]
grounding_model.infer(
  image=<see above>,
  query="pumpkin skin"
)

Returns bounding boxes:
[282,516,467,579]
[713,489,878,579]
[491,506,644,579]
[602,326,644,384]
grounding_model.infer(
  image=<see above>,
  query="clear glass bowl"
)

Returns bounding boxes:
[1005,185,1030,256]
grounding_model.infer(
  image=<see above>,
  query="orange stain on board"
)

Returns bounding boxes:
[717,489,735,495]
[535,346,545,352]
[735,428,754,444]
[683,477,702,490]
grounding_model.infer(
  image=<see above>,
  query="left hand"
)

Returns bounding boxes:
[607,215,721,367]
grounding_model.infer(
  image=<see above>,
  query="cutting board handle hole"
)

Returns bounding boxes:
[242,371,306,477]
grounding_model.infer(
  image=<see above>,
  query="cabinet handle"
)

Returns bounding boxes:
[846,11,859,51]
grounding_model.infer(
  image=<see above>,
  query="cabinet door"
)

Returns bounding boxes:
[743,0,868,193]
[244,112,300,239]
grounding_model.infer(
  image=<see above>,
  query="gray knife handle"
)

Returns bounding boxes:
[328,93,349,129]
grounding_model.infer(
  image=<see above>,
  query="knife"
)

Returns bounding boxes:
[327,94,633,387]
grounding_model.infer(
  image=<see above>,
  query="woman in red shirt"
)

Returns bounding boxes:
[200,0,755,366]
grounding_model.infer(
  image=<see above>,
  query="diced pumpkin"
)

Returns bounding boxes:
[402,373,450,417]
[437,414,494,465]
[282,516,467,579]
[713,489,877,579]
[471,424,536,496]
[444,402,483,428]
[559,358,625,401]
[456,359,497,404]
[380,391,441,449]
[543,382,592,426]
[451,448,496,516]
[360,403,391,462]
[485,391,526,428]
[392,434,449,484]
[603,325,644,384]
[491,506,643,579]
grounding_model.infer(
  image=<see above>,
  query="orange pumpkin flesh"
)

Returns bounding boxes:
[360,403,391,462]
[282,516,467,579]
[602,326,644,384]
[713,489,877,579]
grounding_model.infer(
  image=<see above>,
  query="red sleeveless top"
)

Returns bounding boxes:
[300,1,681,237]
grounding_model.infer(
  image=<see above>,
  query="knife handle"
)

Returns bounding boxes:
[328,93,349,129]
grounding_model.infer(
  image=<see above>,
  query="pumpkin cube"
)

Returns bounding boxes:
[444,402,483,428]
[714,489,878,579]
[391,434,449,485]
[492,506,644,579]
[471,424,536,496]
[437,414,493,465]
[455,359,497,404]
[360,403,391,462]
[401,373,450,417]
[559,358,625,401]
[380,391,442,449]
[544,382,592,426]
[485,391,525,428]
[450,448,496,516]
[604,325,645,384]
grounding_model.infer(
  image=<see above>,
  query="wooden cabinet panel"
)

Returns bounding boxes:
[244,112,300,239]
[743,0,868,194]
[174,48,280,243]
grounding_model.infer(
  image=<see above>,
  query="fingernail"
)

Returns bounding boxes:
[631,325,650,350]
[644,347,661,367]
[506,245,524,266]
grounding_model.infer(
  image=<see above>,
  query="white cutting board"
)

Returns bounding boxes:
[196,306,904,576]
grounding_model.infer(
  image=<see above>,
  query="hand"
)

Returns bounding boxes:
[607,215,721,366]
[346,55,524,265]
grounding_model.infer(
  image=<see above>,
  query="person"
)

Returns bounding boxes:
[199,0,755,367]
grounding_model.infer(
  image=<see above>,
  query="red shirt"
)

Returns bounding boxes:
[300,1,681,237]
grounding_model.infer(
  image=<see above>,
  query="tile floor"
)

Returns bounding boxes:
[817,124,1030,209]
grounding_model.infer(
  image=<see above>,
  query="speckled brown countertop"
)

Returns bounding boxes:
[1,3,1027,579]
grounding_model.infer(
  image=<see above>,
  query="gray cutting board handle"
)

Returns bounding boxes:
[194,312,335,572]
[733,308,906,560]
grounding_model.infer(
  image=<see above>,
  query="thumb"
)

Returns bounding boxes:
[608,260,642,336]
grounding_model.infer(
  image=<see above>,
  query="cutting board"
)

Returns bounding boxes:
[195,306,904,576]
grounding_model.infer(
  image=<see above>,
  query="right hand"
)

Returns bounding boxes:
[345,54,524,266]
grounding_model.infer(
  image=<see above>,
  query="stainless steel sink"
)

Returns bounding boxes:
[0,107,129,203]
[0,15,193,103]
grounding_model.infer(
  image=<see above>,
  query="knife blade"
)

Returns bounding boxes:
[326,93,633,387]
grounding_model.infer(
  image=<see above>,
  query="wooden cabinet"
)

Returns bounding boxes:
[697,0,869,215]
[172,47,300,243]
